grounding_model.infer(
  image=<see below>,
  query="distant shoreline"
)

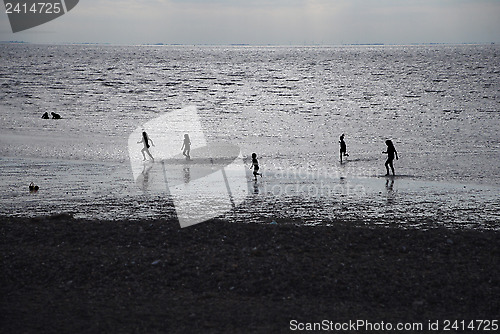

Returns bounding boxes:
[1,41,496,47]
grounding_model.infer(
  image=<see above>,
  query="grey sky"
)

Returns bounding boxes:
[1,0,499,44]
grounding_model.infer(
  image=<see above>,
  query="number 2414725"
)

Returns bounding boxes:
[443,320,498,331]
[5,2,63,14]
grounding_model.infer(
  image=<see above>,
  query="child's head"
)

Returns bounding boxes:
[385,140,393,146]
[252,153,257,159]
[340,134,344,140]
[184,134,189,139]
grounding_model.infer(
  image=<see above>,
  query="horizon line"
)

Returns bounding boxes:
[0,41,497,47]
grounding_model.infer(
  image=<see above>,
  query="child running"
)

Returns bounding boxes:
[250,153,262,180]
[181,134,191,160]
[339,134,349,163]
[383,140,398,176]
[138,130,154,161]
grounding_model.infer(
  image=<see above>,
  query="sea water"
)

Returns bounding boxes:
[0,44,499,228]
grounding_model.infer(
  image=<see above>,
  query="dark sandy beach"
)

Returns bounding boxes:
[1,215,498,333]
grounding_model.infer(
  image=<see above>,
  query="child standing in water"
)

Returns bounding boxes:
[138,130,154,161]
[383,140,398,176]
[339,134,349,163]
[181,134,191,160]
[250,153,262,180]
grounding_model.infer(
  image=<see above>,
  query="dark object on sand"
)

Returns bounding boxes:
[41,112,49,119]
[51,112,61,119]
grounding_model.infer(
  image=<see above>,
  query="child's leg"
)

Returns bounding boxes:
[146,149,154,161]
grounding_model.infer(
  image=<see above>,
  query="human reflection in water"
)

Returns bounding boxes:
[139,163,153,191]
[253,181,259,194]
[386,178,394,190]
[183,166,191,184]
[385,178,395,204]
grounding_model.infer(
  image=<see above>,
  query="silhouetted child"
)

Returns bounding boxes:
[41,112,49,119]
[138,130,154,161]
[383,140,398,176]
[250,153,262,180]
[51,112,61,119]
[339,134,349,163]
[181,134,191,160]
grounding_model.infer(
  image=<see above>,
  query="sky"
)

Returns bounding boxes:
[1,0,499,45]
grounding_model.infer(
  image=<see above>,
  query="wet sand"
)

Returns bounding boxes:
[1,215,499,333]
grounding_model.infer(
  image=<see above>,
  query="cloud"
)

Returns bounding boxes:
[1,0,499,44]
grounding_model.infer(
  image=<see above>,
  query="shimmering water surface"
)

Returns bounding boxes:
[1,44,499,228]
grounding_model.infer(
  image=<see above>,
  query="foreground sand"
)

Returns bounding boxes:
[1,215,498,333]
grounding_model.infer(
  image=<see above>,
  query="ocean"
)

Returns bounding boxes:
[0,43,499,228]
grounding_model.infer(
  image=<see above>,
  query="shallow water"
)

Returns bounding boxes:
[1,155,498,229]
[0,44,499,228]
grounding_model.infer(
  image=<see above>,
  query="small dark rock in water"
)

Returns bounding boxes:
[29,182,39,192]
